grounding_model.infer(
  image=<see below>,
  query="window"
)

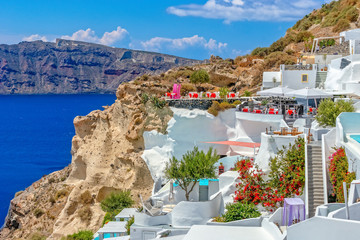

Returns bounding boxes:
[301,74,308,83]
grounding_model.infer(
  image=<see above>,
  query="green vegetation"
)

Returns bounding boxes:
[126,216,135,235]
[207,101,236,116]
[219,87,230,99]
[243,90,252,97]
[165,146,219,201]
[150,96,167,109]
[141,93,149,104]
[102,210,117,226]
[234,138,305,211]
[101,190,134,213]
[215,203,261,222]
[292,0,358,32]
[251,47,268,57]
[319,39,336,48]
[101,190,134,225]
[61,230,93,240]
[190,69,210,85]
[315,99,355,127]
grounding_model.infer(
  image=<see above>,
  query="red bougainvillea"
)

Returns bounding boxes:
[329,147,356,202]
[234,137,305,211]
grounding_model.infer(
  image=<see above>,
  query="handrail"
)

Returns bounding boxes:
[304,133,309,219]
[322,133,328,204]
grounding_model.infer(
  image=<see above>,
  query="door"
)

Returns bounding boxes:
[199,185,209,201]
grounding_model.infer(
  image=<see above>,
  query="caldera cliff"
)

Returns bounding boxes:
[0,39,201,94]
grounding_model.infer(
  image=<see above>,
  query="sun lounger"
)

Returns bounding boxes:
[139,194,163,216]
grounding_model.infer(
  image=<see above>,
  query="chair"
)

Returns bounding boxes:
[139,194,163,217]
[281,127,289,135]
[193,93,199,98]
[210,93,217,98]
[243,108,249,112]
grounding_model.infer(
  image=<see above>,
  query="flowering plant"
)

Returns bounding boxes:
[329,147,356,202]
[234,137,305,211]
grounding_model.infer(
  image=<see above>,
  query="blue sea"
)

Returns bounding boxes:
[0,94,116,225]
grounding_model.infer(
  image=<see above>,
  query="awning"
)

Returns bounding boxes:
[203,141,260,148]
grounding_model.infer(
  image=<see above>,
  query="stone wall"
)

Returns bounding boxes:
[167,97,272,110]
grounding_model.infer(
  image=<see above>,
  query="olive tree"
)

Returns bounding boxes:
[165,147,219,201]
[315,98,355,127]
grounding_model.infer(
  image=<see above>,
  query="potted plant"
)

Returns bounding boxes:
[218,162,225,175]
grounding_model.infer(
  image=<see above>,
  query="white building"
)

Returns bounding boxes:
[115,208,137,222]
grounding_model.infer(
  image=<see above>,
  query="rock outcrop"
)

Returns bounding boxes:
[0,80,173,239]
[0,39,201,94]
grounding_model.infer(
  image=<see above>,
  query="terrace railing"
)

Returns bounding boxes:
[283,65,313,71]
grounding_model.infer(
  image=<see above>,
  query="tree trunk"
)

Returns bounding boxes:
[185,192,190,201]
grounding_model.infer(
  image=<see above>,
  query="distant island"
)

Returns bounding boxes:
[0,39,202,94]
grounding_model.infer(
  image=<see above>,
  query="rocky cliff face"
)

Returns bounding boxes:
[0,54,262,239]
[0,39,201,94]
[0,80,174,239]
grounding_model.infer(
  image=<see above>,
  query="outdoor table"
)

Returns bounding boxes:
[282,198,305,226]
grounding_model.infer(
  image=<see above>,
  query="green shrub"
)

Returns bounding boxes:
[190,69,210,85]
[333,19,350,32]
[62,230,93,240]
[251,47,268,57]
[151,96,167,109]
[100,190,134,213]
[233,100,241,106]
[34,208,44,218]
[315,99,354,127]
[219,87,230,99]
[102,210,118,226]
[141,93,149,104]
[268,37,287,53]
[126,216,135,235]
[295,31,314,43]
[208,101,223,116]
[221,202,261,222]
[243,90,252,97]
[219,101,236,110]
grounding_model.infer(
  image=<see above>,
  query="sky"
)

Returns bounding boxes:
[0,0,332,60]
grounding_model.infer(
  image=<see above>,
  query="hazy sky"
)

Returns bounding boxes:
[0,0,330,60]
